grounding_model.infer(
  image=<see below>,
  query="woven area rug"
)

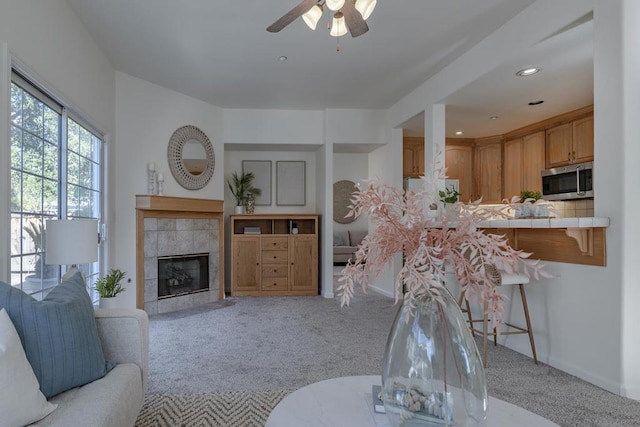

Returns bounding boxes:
[135,390,291,427]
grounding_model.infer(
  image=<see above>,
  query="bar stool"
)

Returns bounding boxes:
[457,268,538,368]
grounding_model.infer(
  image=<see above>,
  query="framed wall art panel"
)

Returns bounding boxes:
[276,161,306,206]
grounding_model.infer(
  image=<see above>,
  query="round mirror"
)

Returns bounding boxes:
[167,125,215,190]
[182,139,208,176]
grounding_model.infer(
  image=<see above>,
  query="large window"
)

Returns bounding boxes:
[10,72,103,301]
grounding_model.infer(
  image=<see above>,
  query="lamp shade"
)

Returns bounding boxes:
[45,219,99,265]
[326,0,345,11]
[330,12,348,37]
[302,4,323,30]
[355,0,377,20]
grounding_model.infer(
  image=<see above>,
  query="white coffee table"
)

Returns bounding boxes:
[266,375,559,427]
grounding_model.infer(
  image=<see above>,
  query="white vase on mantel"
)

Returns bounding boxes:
[234,205,246,214]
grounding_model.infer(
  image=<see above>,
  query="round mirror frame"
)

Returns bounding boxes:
[167,125,215,190]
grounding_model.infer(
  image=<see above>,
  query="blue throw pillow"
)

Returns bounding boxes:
[0,271,114,398]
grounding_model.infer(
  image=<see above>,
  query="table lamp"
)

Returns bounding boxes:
[45,219,99,280]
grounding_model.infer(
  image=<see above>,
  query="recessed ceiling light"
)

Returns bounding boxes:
[489,115,498,120]
[278,56,288,62]
[528,100,544,106]
[516,67,540,76]
[455,131,464,136]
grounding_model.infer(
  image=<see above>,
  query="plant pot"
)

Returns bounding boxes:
[381,288,487,426]
[99,296,121,309]
[234,205,246,214]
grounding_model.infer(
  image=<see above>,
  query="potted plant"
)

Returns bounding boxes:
[518,190,543,217]
[95,269,126,308]
[520,190,542,203]
[227,171,261,214]
[439,186,461,204]
[24,222,57,284]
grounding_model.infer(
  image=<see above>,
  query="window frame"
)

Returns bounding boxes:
[9,68,105,301]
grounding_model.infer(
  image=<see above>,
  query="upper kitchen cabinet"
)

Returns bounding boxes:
[445,141,473,203]
[403,137,425,177]
[473,138,502,203]
[546,114,594,168]
[503,131,545,199]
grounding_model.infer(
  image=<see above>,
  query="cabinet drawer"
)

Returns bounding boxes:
[261,250,288,264]
[262,237,288,251]
[262,265,289,278]
[261,277,288,291]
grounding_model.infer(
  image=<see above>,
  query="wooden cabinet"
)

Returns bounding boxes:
[403,137,425,177]
[503,138,523,200]
[445,143,473,203]
[231,237,261,293]
[230,214,319,296]
[473,140,502,203]
[546,116,594,168]
[503,131,545,200]
[572,116,594,164]
[522,132,546,192]
[289,235,317,292]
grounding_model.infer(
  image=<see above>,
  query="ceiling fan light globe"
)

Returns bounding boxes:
[355,0,376,20]
[302,4,323,30]
[326,0,345,12]
[330,12,348,37]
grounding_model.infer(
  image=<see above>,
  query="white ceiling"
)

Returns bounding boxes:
[66,0,592,139]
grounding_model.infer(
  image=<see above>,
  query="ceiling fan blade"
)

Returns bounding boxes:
[341,0,369,38]
[267,0,320,33]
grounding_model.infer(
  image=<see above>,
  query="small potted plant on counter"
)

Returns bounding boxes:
[95,269,126,308]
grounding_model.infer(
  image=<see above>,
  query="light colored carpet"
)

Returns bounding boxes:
[140,270,640,426]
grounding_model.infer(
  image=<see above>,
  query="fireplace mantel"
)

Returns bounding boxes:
[135,195,224,313]
[136,195,223,213]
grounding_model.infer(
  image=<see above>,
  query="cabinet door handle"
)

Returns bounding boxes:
[568,152,571,161]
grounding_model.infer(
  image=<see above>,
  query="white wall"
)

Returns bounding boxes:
[386,0,640,398]
[114,72,224,307]
[0,0,115,281]
[615,0,640,398]
[224,109,324,145]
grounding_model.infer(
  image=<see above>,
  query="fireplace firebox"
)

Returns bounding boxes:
[157,253,209,299]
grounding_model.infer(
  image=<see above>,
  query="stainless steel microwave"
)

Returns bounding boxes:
[541,162,594,201]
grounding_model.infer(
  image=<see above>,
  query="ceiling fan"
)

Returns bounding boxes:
[267,0,377,39]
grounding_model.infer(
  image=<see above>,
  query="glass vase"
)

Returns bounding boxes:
[382,288,488,426]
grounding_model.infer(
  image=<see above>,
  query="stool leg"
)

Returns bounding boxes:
[457,292,475,337]
[518,284,538,364]
[466,299,474,336]
[482,301,489,368]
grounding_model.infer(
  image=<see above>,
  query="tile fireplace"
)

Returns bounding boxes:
[136,195,224,314]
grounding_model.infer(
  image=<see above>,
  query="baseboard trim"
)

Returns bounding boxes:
[368,284,394,299]
[546,355,625,397]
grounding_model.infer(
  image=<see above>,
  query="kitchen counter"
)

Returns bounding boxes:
[477,217,610,229]
[476,217,609,267]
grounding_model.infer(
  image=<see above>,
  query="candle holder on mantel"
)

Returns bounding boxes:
[147,170,157,195]
[157,173,164,196]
